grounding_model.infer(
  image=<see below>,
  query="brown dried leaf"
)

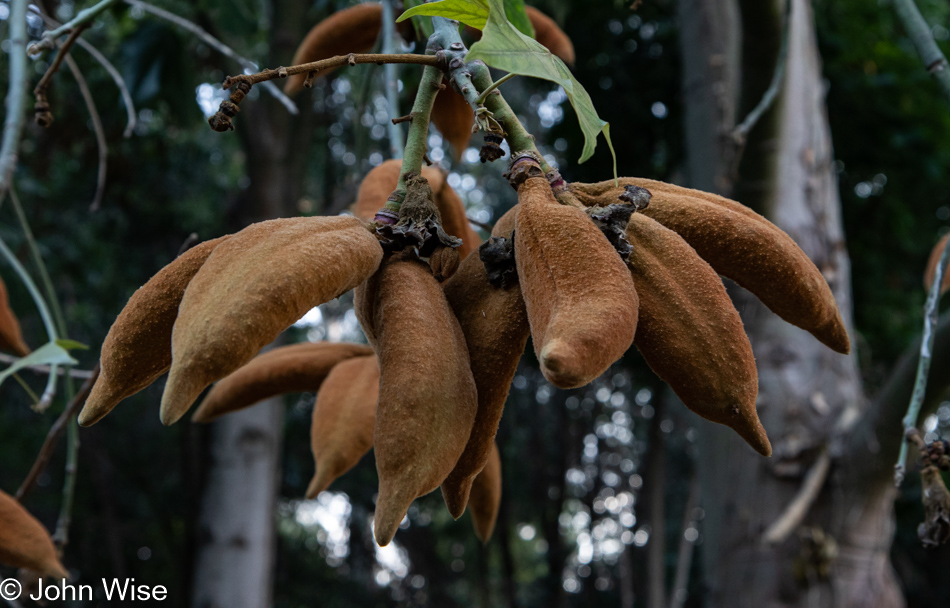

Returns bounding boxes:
[468,442,502,544]
[441,207,528,518]
[0,490,69,579]
[161,217,383,425]
[191,342,373,423]
[355,251,477,546]
[284,4,383,96]
[79,237,229,427]
[307,354,380,498]
[924,234,950,296]
[626,213,770,456]
[515,177,638,389]
[0,275,29,357]
[431,87,475,161]
[572,178,851,355]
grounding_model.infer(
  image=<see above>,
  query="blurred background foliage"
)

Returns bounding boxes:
[0,0,948,606]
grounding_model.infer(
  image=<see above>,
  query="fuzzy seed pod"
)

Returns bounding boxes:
[161,216,383,426]
[515,177,638,389]
[431,88,475,161]
[352,160,480,259]
[440,207,528,518]
[284,4,383,96]
[525,6,575,66]
[572,178,850,355]
[468,442,502,544]
[924,234,950,296]
[307,354,380,499]
[355,251,478,546]
[79,237,229,427]
[191,342,373,423]
[0,490,69,579]
[626,213,770,456]
[0,275,29,357]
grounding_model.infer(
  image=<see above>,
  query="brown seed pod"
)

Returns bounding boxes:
[160,216,383,426]
[352,160,480,259]
[924,234,950,296]
[79,237,229,427]
[431,87,475,161]
[0,490,69,579]
[626,213,770,456]
[467,441,502,544]
[306,354,380,499]
[571,178,850,355]
[355,251,478,546]
[0,275,29,357]
[191,342,373,423]
[284,3,383,96]
[440,207,528,518]
[526,6,575,66]
[515,177,638,389]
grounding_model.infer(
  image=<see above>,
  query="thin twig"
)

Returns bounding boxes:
[221,52,442,89]
[892,0,950,102]
[0,235,61,410]
[52,397,79,548]
[27,0,121,55]
[895,236,950,486]
[730,0,790,144]
[381,0,404,159]
[0,353,94,378]
[29,5,138,138]
[63,54,108,211]
[474,72,516,105]
[16,366,99,501]
[0,0,29,200]
[762,447,832,545]
[32,24,89,127]
[123,0,299,115]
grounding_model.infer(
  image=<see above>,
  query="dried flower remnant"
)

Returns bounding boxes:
[0,490,69,579]
[191,342,373,423]
[307,354,380,498]
[924,233,950,296]
[572,178,851,355]
[918,465,950,547]
[626,213,770,456]
[0,275,29,356]
[515,176,638,389]
[161,216,383,425]
[355,251,477,546]
[467,442,502,543]
[79,237,229,427]
[441,207,528,517]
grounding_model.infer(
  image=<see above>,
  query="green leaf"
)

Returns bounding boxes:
[400,0,436,39]
[503,0,534,38]
[467,0,614,166]
[55,338,89,350]
[397,0,489,30]
[0,341,79,390]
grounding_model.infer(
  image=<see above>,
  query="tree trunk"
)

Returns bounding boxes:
[679,0,905,606]
[191,1,312,605]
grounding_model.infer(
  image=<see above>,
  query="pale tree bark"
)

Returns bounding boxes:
[191,1,312,606]
[679,0,905,606]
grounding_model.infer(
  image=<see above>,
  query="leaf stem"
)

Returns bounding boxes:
[474,72,516,105]
[381,0,405,159]
[895,236,950,486]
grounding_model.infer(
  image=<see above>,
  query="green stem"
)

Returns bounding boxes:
[474,72,517,105]
[892,0,950,103]
[27,0,121,55]
[895,236,950,486]
[0,0,29,199]
[381,0,404,159]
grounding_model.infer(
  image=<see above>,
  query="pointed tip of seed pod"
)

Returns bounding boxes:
[305,469,333,500]
[45,560,70,581]
[77,381,117,427]
[441,477,475,520]
[373,485,416,547]
[539,339,591,389]
[817,314,851,355]
[159,373,205,426]
[738,415,772,457]
[190,402,214,424]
